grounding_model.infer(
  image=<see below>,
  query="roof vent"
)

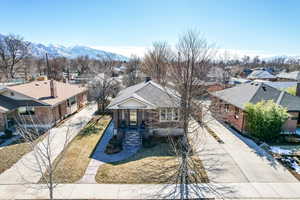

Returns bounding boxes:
[262,86,266,91]
[145,77,151,83]
[35,83,39,86]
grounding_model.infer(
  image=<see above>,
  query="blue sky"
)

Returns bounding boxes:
[1,0,300,57]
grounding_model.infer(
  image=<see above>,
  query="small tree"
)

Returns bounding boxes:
[245,100,289,142]
[285,86,296,96]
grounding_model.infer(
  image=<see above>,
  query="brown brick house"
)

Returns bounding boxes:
[211,82,300,133]
[107,79,183,137]
[0,80,88,131]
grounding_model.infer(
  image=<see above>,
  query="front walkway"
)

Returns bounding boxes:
[78,122,141,183]
[194,115,298,183]
[2,183,300,199]
[0,104,97,184]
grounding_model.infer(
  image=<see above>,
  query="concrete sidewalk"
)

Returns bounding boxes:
[0,104,97,184]
[1,183,300,199]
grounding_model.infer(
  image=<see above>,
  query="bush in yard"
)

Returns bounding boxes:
[245,100,289,142]
[285,86,296,96]
[4,129,13,138]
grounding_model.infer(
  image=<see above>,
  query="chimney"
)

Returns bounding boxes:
[50,80,58,98]
[296,82,300,97]
[145,77,151,83]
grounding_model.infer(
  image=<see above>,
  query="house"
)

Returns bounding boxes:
[0,80,88,131]
[247,69,277,81]
[228,77,251,85]
[211,82,300,133]
[107,78,183,137]
[277,71,300,82]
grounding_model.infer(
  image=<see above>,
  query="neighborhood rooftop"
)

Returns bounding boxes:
[247,69,276,79]
[211,82,300,111]
[277,71,300,81]
[107,80,180,109]
[7,80,87,106]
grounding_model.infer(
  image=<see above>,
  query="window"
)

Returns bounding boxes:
[67,96,76,107]
[234,107,239,115]
[18,106,35,115]
[225,104,229,112]
[160,108,180,122]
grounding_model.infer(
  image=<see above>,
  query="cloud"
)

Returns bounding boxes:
[91,45,296,60]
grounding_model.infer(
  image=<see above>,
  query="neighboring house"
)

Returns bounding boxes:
[211,82,300,133]
[228,77,251,85]
[107,78,183,137]
[247,69,277,81]
[0,80,88,131]
[277,71,300,82]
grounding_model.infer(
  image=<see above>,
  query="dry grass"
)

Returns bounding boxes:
[0,133,48,174]
[39,115,111,183]
[95,141,209,184]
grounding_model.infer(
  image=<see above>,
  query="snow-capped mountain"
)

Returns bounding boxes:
[0,33,128,61]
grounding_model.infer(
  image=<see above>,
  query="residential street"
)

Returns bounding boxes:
[0,103,97,184]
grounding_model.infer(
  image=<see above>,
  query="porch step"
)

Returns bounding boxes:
[123,131,141,151]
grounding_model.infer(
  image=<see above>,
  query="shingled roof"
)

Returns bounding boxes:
[277,71,300,81]
[107,80,180,109]
[247,69,276,80]
[211,82,300,111]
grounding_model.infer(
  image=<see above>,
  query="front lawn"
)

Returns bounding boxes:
[0,133,48,174]
[39,115,111,183]
[95,140,209,184]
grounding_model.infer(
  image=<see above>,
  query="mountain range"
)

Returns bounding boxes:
[0,33,128,61]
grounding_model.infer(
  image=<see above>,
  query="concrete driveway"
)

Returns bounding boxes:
[191,117,298,183]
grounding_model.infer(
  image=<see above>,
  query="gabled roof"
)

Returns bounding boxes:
[247,69,276,79]
[277,71,300,81]
[211,82,300,111]
[107,81,180,109]
[8,80,87,106]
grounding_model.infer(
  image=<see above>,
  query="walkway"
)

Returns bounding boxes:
[194,115,298,183]
[1,183,300,199]
[78,122,141,183]
[0,104,97,184]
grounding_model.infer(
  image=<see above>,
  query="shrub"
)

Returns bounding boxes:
[245,100,289,142]
[4,129,13,138]
[285,86,296,96]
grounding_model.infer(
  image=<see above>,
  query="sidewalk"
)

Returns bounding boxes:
[0,104,97,184]
[1,183,300,199]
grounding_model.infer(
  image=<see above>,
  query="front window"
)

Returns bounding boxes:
[160,108,179,122]
[67,96,76,107]
[18,106,35,115]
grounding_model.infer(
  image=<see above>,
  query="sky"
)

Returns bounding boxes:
[1,0,300,58]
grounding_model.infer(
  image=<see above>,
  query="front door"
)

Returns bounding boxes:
[129,110,137,127]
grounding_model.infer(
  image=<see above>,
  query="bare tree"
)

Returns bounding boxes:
[74,55,91,75]
[123,55,142,87]
[165,30,218,199]
[142,41,171,85]
[16,114,70,200]
[89,74,120,113]
[0,34,31,79]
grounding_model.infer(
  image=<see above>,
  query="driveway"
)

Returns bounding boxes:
[0,103,97,184]
[191,117,298,183]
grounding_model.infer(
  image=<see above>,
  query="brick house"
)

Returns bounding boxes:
[211,82,300,133]
[0,80,88,131]
[107,79,183,137]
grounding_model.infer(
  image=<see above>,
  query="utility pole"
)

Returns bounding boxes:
[46,53,51,79]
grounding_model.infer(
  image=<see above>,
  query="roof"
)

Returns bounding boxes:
[265,82,297,90]
[0,95,45,112]
[277,71,300,81]
[211,82,300,111]
[8,80,87,106]
[247,69,276,80]
[107,80,180,109]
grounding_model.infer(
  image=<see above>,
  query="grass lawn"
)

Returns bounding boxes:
[39,115,111,183]
[0,133,48,174]
[95,140,209,184]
